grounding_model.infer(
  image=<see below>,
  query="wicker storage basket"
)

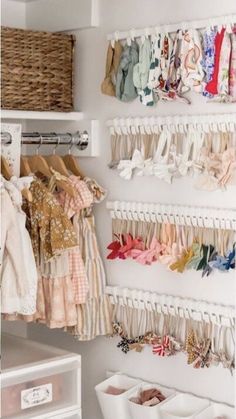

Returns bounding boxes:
[1,26,75,112]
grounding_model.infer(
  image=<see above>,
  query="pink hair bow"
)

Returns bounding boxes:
[119,234,145,258]
[107,234,145,260]
[134,238,163,265]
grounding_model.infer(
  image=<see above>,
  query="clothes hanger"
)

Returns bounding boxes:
[63,136,84,179]
[27,137,52,178]
[45,136,70,177]
[1,156,12,180]
[20,156,32,176]
[26,136,75,197]
[1,156,32,201]
[49,168,76,197]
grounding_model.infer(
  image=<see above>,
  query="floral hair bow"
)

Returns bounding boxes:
[117,335,144,354]
[186,330,211,368]
[112,322,125,337]
[209,350,235,374]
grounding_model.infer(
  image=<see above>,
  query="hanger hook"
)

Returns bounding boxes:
[53,134,60,155]
[36,134,43,155]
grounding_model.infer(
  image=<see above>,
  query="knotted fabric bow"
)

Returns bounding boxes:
[152,335,170,356]
[118,149,149,180]
[186,330,211,368]
[135,238,163,265]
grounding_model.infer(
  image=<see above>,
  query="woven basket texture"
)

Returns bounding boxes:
[1,26,75,112]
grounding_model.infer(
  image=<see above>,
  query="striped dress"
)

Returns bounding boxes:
[61,176,112,340]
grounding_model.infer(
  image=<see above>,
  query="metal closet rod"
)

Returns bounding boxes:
[1,130,89,146]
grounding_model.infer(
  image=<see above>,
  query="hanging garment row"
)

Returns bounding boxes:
[106,201,236,275]
[106,287,235,373]
[0,147,112,339]
[102,16,236,105]
[107,113,236,190]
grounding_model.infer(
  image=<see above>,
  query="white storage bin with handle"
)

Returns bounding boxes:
[128,381,176,419]
[95,373,140,419]
[1,334,81,419]
[194,402,235,419]
[160,393,210,419]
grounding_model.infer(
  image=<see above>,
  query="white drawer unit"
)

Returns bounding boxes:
[51,410,82,419]
[1,334,81,419]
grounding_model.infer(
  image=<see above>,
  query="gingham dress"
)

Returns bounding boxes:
[60,176,113,341]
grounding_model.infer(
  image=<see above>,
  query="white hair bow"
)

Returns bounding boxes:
[117,149,149,180]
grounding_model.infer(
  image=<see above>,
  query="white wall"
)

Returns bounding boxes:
[1,0,26,28]
[2,0,236,418]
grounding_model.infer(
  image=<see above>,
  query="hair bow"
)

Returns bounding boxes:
[107,234,125,259]
[117,336,144,354]
[218,350,235,375]
[209,247,235,271]
[152,335,170,356]
[119,234,145,258]
[117,149,147,180]
[135,238,163,265]
[112,322,125,337]
[186,330,211,368]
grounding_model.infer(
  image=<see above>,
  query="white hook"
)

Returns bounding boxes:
[127,28,135,46]
[130,28,136,41]
[111,30,120,47]
[141,28,150,44]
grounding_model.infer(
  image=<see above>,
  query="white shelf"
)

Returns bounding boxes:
[1,110,84,121]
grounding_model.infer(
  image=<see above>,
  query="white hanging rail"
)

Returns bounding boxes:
[105,286,235,326]
[107,14,236,41]
[107,201,236,230]
[106,113,236,135]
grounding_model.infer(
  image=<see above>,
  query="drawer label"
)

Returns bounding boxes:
[21,383,53,410]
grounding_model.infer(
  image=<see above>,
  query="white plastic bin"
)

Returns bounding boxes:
[194,402,235,419]
[1,334,81,419]
[160,393,209,419]
[128,382,176,419]
[95,374,140,419]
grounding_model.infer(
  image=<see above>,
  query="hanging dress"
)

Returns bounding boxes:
[16,179,80,327]
[57,175,113,341]
[1,178,37,315]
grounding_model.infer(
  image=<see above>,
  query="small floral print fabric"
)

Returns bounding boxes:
[25,179,78,264]
[229,31,236,100]
[202,28,217,97]
[180,29,205,94]
[217,30,231,98]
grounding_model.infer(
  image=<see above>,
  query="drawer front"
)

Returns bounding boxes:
[1,359,81,419]
[50,409,82,419]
